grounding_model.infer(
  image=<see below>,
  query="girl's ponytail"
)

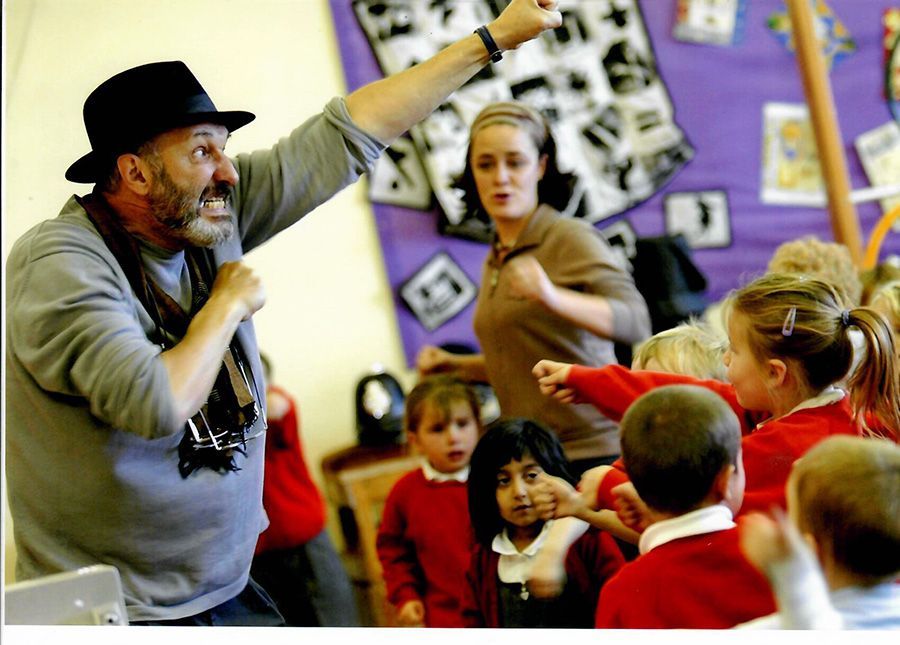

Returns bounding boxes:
[732,273,898,440]
[844,308,900,437]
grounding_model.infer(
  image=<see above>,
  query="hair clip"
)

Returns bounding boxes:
[781,306,797,337]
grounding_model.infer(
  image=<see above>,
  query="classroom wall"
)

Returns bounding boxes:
[2,0,416,584]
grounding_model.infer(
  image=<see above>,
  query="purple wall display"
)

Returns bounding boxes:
[329,0,900,366]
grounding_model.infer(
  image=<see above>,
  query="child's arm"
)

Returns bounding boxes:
[534,361,751,430]
[375,481,426,625]
[738,510,842,630]
[611,481,655,534]
[528,516,590,599]
[534,472,639,543]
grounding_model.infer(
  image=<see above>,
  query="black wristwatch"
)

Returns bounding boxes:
[475,25,503,63]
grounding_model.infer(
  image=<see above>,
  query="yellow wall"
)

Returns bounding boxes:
[3,0,417,584]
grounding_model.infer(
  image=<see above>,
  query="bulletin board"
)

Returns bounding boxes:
[329,0,900,366]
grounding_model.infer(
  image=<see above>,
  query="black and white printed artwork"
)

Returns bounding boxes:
[599,218,638,271]
[664,189,732,249]
[399,251,478,331]
[353,0,693,240]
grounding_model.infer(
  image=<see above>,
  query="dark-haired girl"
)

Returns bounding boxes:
[461,418,624,627]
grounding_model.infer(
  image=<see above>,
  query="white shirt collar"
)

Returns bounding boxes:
[492,521,553,584]
[421,461,469,483]
[638,505,735,555]
[757,386,845,429]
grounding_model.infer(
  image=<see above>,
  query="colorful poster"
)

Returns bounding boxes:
[767,0,856,70]
[760,102,825,206]
[855,120,900,221]
[673,0,748,46]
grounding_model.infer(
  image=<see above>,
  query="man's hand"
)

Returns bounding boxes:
[208,261,266,322]
[488,0,563,52]
[532,359,580,404]
[396,599,425,627]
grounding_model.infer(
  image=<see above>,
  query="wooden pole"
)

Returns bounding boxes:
[786,0,863,265]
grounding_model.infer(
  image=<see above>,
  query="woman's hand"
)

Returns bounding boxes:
[532,359,581,404]
[506,255,556,305]
[415,345,454,376]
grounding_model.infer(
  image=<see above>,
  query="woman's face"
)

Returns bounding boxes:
[470,123,547,225]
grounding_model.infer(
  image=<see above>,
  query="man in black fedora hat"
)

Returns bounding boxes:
[5,0,562,627]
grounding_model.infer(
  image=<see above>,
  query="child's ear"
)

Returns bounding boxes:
[713,463,735,503]
[406,431,420,452]
[765,358,788,388]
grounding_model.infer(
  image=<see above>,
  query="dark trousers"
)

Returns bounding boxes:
[131,576,285,626]
[250,529,359,627]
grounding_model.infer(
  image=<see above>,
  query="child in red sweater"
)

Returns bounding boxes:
[535,273,899,522]
[376,375,482,627]
[592,384,776,628]
[251,354,356,626]
[461,418,624,628]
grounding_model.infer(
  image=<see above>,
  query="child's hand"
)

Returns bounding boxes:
[528,547,568,599]
[576,465,614,510]
[534,473,588,520]
[532,360,580,404]
[739,508,813,576]
[396,599,425,627]
[612,482,653,533]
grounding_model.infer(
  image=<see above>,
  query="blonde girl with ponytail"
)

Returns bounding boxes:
[533,272,899,518]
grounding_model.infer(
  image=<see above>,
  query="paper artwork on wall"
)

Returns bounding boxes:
[672,0,748,46]
[399,251,477,331]
[598,218,638,271]
[664,190,732,249]
[886,9,900,120]
[855,120,900,221]
[760,102,825,206]
[352,0,693,240]
[766,0,856,70]
[368,135,434,210]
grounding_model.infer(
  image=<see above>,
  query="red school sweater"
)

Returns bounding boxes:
[569,365,861,514]
[595,524,776,628]
[462,528,625,628]
[255,386,326,554]
[376,469,472,627]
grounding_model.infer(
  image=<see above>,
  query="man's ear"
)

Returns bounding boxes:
[115,153,152,196]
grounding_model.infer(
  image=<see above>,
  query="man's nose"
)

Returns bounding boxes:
[213,153,238,186]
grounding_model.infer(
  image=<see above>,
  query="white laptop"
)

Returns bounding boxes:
[4,564,128,625]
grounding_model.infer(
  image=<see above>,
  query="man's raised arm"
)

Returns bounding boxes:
[345,0,561,143]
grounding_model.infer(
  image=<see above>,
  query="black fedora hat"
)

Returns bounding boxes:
[66,61,255,183]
